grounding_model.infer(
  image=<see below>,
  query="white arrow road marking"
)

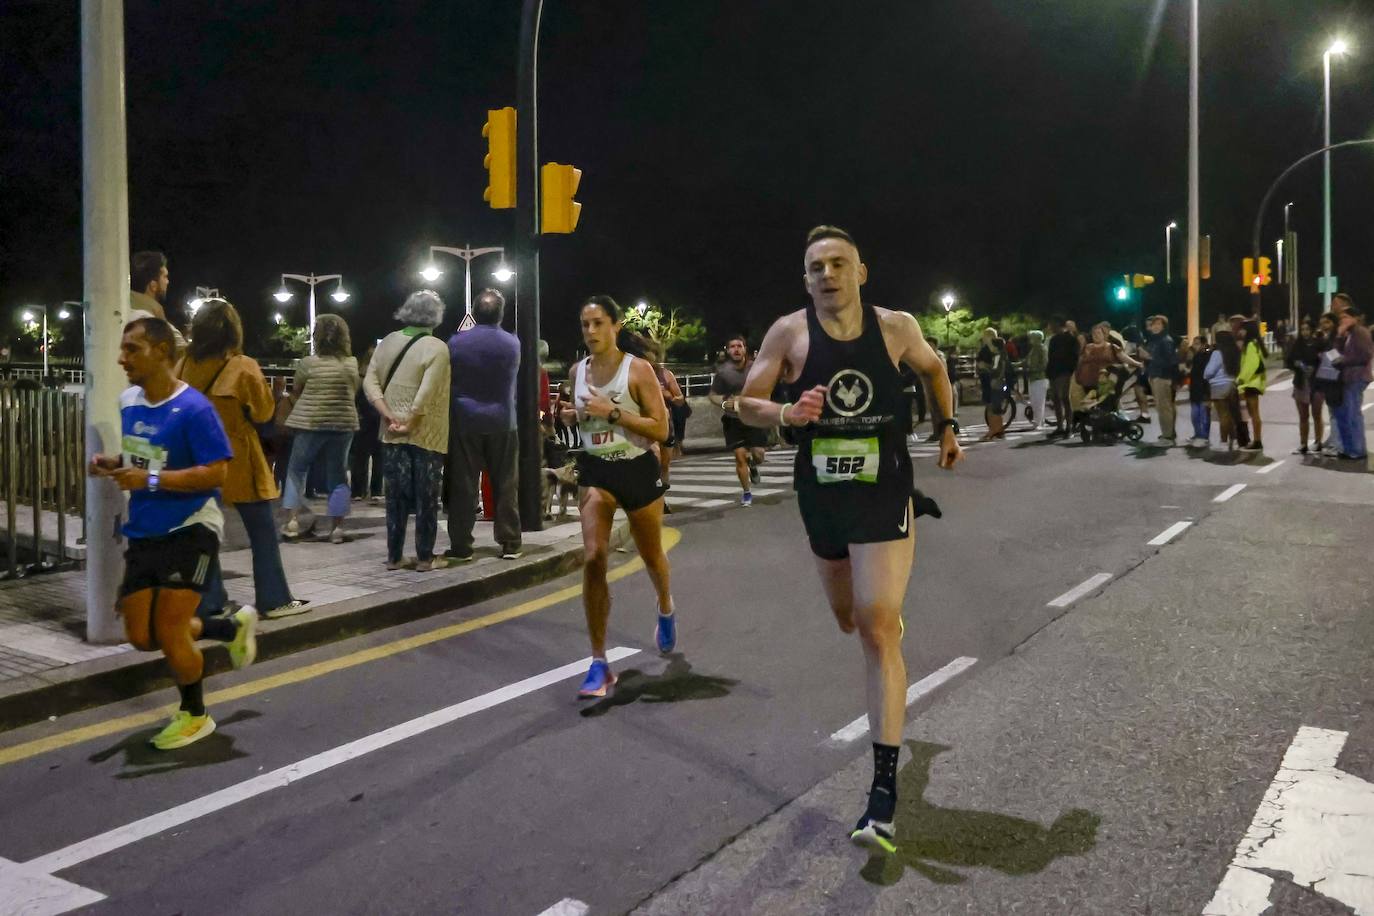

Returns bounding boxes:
[1,648,640,915]
[0,858,104,915]
[1204,726,1374,915]
[826,657,978,746]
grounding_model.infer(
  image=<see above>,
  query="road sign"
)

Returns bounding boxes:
[1318,275,1338,294]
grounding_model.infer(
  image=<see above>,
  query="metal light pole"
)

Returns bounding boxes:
[941,292,956,346]
[1281,202,1293,282]
[1322,40,1349,307]
[275,273,349,353]
[20,308,50,378]
[186,285,220,320]
[1185,0,1200,340]
[82,0,130,643]
[419,245,510,327]
[1165,221,1177,285]
[514,0,546,532]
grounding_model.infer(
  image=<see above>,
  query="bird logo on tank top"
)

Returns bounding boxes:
[826,369,874,417]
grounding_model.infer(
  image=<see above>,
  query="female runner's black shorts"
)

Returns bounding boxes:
[576,449,666,512]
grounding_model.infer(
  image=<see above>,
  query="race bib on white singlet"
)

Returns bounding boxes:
[811,437,879,484]
[582,421,638,460]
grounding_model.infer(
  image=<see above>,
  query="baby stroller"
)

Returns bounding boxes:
[1072,368,1144,444]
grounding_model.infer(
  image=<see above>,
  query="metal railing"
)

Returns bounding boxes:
[1,384,85,578]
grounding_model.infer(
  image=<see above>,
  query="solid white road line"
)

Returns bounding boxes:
[1047,572,1113,609]
[1255,459,1285,475]
[1147,521,1192,546]
[537,899,590,916]
[826,657,978,746]
[1267,378,1294,392]
[1213,484,1247,503]
[25,648,641,877]
[661,484,784,497]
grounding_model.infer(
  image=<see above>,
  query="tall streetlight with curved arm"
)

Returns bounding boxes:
[273,273,349,354]
[417,244,513,328]
[1322,39,1350,307]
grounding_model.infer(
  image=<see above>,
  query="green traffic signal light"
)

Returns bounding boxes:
[1115,286,1130,302]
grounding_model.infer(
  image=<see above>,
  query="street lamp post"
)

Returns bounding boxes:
[186,285,220,320]
[1165,221,1177,285]
[1322,39,1349,307]
[418,245,511,326]
[20,307,50,378]
[1185,0,1200,339]
[940,292,956,346]
[274,273,349,354]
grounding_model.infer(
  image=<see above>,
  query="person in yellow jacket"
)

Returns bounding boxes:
[1235,318,1268,452]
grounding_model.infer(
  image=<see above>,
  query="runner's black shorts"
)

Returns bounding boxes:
[120,524,219,597]
[722,416,768,451]
[576,449,666,512]
[797,486,913,561]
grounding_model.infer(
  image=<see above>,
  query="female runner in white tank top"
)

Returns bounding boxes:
[561,296,677,698]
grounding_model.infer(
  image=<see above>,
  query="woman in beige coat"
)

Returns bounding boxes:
[179,300,307,619]
[363,290,452,571]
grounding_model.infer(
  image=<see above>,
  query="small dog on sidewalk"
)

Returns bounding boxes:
[542,438,578,520]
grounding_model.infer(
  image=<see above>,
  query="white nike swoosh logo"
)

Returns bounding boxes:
[897,505,909,534]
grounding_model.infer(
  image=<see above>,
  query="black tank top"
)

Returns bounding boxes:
[793,303,912,494]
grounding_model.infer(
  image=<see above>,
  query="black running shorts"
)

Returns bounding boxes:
[721,416,768,451]
[797,487,913,561]
[120,524,219,596]
[576,449,666,512]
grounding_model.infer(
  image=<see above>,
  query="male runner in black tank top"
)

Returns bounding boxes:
[737,225,963,854]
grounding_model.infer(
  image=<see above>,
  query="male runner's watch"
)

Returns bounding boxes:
[147,471,160,492]
[607,407,622,425]
[934,418,960,438]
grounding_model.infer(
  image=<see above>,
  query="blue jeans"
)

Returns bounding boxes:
[197,500,295,617]
[1190,401,1210,440]
[283,430,353,515]
[1335,380,1369,458]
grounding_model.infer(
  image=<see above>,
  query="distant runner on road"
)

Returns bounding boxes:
[710,335,769,507]
[737,225,963,854]
[89,317,258,750]
[562,296,677,699]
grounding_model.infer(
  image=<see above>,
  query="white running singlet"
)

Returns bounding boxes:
[574,354,653,460]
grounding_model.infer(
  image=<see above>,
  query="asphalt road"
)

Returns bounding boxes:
[0,385,1370,915]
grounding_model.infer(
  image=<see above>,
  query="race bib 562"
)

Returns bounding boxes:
[812,437,879,484]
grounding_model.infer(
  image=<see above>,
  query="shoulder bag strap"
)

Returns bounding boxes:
[181,355,231,394]
[382,334,427,395]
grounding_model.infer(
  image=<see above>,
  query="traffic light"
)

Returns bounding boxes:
[1114,284,1131,302]
[541,162,582,234]
[1242,257,1256,288]
[483,107,516,209]
[1132,273,1155,289]
[1257,256,1272,286]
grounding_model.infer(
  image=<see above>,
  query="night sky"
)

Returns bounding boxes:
[3,1,1372,360]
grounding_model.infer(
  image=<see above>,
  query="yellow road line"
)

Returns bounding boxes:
[0,528,680,767]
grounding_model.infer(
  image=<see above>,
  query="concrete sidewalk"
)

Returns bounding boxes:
[0,502,630,731]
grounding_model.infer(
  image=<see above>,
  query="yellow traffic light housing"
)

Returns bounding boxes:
[1257,256,1273,286]
[541,162,582,234]
[1132,273,1155,289]
[483,107,517,209]
[1242,258,1256,288]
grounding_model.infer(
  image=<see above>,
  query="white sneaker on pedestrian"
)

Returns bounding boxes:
[1189,437,1208,448]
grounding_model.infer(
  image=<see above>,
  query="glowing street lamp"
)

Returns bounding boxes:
[276,273,348,353]
[636,300,649,317]
[186,286,220,319]
[1165,222,1178,284]
[940,291,956,345]
[418,244,510,328]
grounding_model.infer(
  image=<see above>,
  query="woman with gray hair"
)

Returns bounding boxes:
[282,314,359,543]
[363,290,453,571]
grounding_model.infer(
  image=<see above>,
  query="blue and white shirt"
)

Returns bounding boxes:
[119,382,233,540]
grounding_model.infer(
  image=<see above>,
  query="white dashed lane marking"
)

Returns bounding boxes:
[1148,521,1192,546]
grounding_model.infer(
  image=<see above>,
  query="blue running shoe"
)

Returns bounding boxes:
[740,491,753,507]
[655,612,677,655]
[577,659,617,699]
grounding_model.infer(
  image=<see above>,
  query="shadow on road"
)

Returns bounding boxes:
[579,657,738,718]
[87,709,261,778]
[860,741,1100,886]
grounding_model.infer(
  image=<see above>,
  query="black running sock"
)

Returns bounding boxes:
[200,615,237,642]
[178,680,206,716]
[867,742,901,822]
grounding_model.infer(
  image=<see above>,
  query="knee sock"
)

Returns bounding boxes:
[868,742,901,822]
[200,615,237,642]
[178,680,206,716]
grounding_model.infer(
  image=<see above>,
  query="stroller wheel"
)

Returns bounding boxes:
[1126,424,1144,442]
[1024,404,1034,421]
[1079,427,1092,444]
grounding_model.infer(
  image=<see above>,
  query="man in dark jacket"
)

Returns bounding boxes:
[1045,317,1080,437]
[1142,315,1180,445]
